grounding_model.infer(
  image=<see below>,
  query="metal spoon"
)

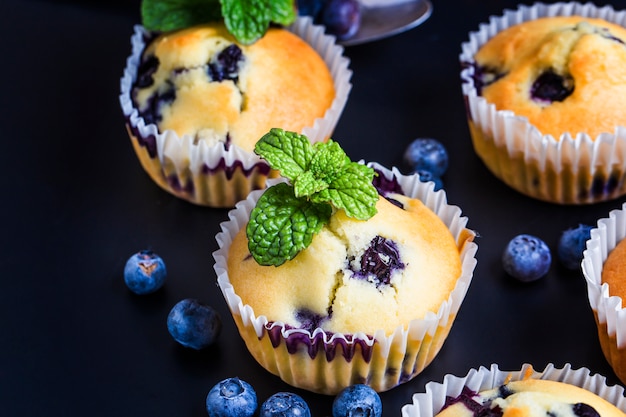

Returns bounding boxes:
[340,0,433,46]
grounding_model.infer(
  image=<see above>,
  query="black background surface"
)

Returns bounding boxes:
[4,0,626,415]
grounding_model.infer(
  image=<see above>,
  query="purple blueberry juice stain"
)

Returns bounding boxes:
[295,309,327,332]
[372,169,405,208]
[127,122,158,158]
[349,236,405,287]
[372,169,403,195]
[265,322,375,362]
[201,158,271,180]
[471,64,506,96]
[167,174,194,195]
[590,172,620,198]
[441,386,504,417]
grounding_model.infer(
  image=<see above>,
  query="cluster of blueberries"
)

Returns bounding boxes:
[206,379,381,417]
[503,225,593,283]
[401,137,593,282]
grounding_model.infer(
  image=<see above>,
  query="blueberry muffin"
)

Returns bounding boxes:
[460,3,626,204]
[120,18,351,207]
[402,364,626,417]
[214,162,478,395]
[582,202,626,385]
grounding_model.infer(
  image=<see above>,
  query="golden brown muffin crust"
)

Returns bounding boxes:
[135,24,335,152]
[475,16,626,139]
[226,193,462,335]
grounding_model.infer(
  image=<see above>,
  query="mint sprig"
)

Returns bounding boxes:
[247,128,379,266]
[141,0,296,45]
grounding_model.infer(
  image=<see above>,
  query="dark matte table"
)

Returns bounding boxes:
[3,0,626,415]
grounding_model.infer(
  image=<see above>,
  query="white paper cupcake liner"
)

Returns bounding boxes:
[582,201,626,384]
[460,2,626,205]
[213,163,478,394]
[119,17,352,207]
[401,363,626,417]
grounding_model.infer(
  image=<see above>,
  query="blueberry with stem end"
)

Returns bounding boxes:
[206,377,257,417]
[502,234,551,282]
[123,249,167,295]
[259,392,311,417]
[167,298,222,350]
[333,384,382,417]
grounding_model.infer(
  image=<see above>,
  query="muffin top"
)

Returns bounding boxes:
[437,379,625,417]
[132,23,335,152]
[474,16,626,139]
[601,237,626,299]
[226,191,462,335]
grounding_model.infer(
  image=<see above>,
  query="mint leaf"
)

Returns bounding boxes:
[293,170,328,198]
[247,183,331,266]
[267,0,298,26]
[254,128,315,181]
[220,0,296,45]
[309,140,350,182]
[310,163,378,220]
[141,0,222,32]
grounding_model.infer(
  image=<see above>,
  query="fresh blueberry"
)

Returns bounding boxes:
[557,224,593,270]
[502,234,552,282]
[259,392,311,417]
[206,377,257,417]
[403,138,449,178]
[320,0,361,41]
[167,298,222,350]
[123,249,167,295]
[414,169,443,191]
[332,384,382,417]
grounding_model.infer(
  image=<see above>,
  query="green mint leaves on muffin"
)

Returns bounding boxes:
[141,0,296,45]
[247,128,379,266]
